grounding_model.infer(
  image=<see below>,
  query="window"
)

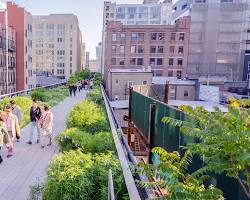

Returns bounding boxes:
[150,58,155,65]
[70,50,72,55]
[120,58,125,65]
[182,3,187,10]
[170,88,175,98]
[112,45,116,54]
[121,33,126,41]
[177,58,183,66]
[158,46,164,53]
[131,45,136,53]
[157,58,163,65]
[153,70,162,76]
[70,37,73,42]
[247,73,250,80]
[115,80,119,84]
[169,58,174,66]
[177,70,182,79]
[170,46,175,54]
[138,33,144,41]
[111,58,116,65]
[168,70,173,77]
[158,33,164,41]
[131,33,137,41]
[178,46,184,54]
[120,45,125,54]
[171,33,176,41]
[138,45,144,53]
[142,81,147,85]
[179,33,185,41]
[127,81,134,88]
[184,90,189,97]
[248,61,250,70]
[151,33,157,40]
[150,46,156,53]
[137,58,143,65]
[130,58,136,65]
[112,33,116,41]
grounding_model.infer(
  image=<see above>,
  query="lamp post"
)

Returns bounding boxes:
[5,9,8,94]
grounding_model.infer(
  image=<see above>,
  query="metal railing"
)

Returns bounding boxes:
[108,169,115,200]
[0,81,66,100]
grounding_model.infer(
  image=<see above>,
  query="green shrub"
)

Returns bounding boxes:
[67,100,109,133]
[56,128,115,153]
[68,69,90,84]
[87,88,103,105]
[43,150,128,200]
[31,88,52,102]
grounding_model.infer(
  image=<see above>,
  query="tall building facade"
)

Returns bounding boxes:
[81,43,86,70]
[172,0,250,81]
[85,52,90,69]
[0,24,16,95]
[33,14,82,79]
[104,17,190,83]
[96,42,102,73]
[0,2,35,91]
[101,0,173,74]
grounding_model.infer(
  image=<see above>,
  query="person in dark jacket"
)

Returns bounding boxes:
[27,99,42,145]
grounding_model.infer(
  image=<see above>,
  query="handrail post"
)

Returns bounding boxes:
[108,169,115,200]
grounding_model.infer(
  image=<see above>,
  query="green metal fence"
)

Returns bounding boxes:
[130,91,248,200]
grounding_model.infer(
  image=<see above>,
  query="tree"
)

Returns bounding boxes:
[162,104,250,199]
[137,147,223,200]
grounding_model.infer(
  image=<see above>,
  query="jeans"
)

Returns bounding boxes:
[29,122,41,142]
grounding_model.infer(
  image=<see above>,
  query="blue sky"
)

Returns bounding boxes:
[1,0,141,59]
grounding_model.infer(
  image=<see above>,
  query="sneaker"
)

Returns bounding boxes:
[27,141,32,145]
[0,156,3,164]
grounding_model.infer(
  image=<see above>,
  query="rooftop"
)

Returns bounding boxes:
[152,77,196,85]
[109,68,152,73]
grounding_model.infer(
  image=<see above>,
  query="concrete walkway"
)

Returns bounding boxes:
[0,91,86,200]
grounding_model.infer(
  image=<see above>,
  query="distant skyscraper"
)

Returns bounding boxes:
[81,43,86,70]
[96,42,102,73]
[33,14,82,79]
[85,52,90,69]
[0,2,35,91]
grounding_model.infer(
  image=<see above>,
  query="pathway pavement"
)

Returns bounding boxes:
[0,91,86,200]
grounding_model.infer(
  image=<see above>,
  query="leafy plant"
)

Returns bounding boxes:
[43,150,128,200]
[86,88,103,106]
[137,147,223,200]
[31,88,52,102]
[162,105,250,199]
[66,100,109,133]
[56,128,115,153]
[68,69,90,84]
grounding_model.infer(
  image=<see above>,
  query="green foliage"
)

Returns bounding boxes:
[86,88,103,106]
[163,105,250,199]
[93,72,102,86]
[31,88,52,102]
[43,150,128,200]
[138,147,223,200]
[68,69,90,84]
[56,128,115,153]
[66,100,109,133]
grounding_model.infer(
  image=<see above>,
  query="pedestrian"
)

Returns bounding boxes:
[84,79,87,90]
[0,112,12,163]
[89,79,94,90]
[4,105,20,157]
[73,84,77,96]
[77,82,81,92]
[40,105,53,148]
[27,99,42,145]
[69,85,73,96]
[10,100,22,142]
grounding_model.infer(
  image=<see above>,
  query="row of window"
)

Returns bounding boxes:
[111,45,184,54]
[36,24,71,30]
[112,32,185,42]
[0,71,16,83]
[151,70,182,79]
[111,57,184,66]
[0,55,16,67]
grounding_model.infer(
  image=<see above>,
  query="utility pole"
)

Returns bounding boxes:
[164,81,169,104]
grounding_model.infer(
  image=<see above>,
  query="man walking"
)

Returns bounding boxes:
[10,100,22,142]
[27,99,42,145]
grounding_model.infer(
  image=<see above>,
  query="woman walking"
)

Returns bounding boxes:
[3,105,20,157]
[40,105,53,148]
[0,113,12,163]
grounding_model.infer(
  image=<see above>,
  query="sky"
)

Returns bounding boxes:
[0,0,142,59]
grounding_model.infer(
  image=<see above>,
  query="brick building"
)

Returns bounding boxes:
[104,17,190,84]
[0,2,35,91]
[0,24,16,95]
